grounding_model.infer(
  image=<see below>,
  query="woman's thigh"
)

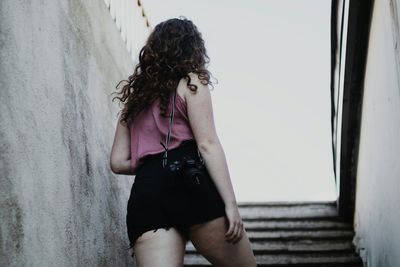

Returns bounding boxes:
[188,216,257,267]
[133,227,187,267]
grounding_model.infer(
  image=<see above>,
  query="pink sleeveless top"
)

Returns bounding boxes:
[128,91,195,174]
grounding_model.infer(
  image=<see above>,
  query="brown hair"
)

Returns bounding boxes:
[111,16,216,126]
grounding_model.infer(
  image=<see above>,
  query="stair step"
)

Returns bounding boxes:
[185,239,356,254]
[183,252,362,266]
[237,201,337,207]
[184,263,362,267]
[182,202,362,267]
[243,219,352,231]
[246,229,354,241]
[238,202,338,220]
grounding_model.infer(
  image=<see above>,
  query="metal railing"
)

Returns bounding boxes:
[104,0,152,62]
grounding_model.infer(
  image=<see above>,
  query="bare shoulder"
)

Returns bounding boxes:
[177,72,210,102]
[178,72,217,146]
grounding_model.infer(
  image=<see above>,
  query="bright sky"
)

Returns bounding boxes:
[140,0,337,202]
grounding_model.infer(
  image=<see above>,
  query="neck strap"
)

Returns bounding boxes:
[161,89,177,168]
[160,89,204,168]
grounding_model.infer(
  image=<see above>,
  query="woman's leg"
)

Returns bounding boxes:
[188,216,257,267]
[133,227,187,267]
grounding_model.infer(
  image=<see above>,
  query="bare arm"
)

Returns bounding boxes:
[110,113,135,175]
[183,73,238,207]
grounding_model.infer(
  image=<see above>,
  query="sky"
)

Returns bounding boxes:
[140,0,337,202]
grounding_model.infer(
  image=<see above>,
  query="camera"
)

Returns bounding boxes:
[166,155,206,189]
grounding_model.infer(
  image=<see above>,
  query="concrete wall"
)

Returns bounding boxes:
[353,0,400,266]
[0,0,137,266]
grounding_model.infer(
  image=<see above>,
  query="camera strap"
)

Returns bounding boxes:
[160,88,204,168]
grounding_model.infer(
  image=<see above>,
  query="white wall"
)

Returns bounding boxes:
[353,0,400,266]
[0,0,147,266]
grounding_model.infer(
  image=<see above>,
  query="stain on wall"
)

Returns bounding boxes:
[353,0,400,266]
[389,0,400,90]
[0,0,135,266]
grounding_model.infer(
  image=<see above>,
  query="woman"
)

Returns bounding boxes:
[110,17,257,267]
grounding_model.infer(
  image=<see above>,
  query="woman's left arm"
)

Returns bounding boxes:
[110,113,134,175]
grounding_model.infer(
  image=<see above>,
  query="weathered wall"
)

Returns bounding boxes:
[353,0,400,266]
[0,0,136,266]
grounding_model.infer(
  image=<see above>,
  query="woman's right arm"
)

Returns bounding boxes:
[110,113,135,175]
[183,73,244,243]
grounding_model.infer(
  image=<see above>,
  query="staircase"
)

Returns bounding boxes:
[183,202,363,267]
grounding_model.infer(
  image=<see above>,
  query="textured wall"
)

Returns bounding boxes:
[353,0,400,266]
[0,0,135,266]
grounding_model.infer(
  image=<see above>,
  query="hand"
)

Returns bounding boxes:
[224,203,244,244]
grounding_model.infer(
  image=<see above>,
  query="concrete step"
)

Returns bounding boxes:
[238,201,338,220]
[183,252,363,266]
[183,202,362,267]
[245,229,354,241]
[185,239,356,254]
[242,219,352,231]
[237,201,337,208]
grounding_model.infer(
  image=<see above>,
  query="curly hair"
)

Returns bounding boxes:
[111,16,216,127]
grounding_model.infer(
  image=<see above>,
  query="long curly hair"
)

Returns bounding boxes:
[111,16,216,127]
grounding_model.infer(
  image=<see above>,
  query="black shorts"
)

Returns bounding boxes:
[126,139,226,257]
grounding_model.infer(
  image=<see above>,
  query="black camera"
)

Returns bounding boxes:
[166,156,206,189]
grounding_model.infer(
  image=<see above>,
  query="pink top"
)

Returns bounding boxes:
[128,91,195,174]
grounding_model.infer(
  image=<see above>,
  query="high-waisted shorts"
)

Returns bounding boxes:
[126,139,226,257]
